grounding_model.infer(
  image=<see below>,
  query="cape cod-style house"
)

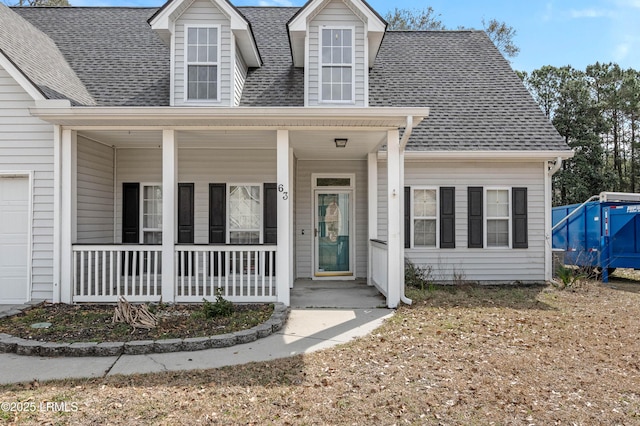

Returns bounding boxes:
[0,0,572,308]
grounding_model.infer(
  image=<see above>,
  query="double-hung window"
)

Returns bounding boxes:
[320,27,353,102]
[228,185,262,244]
[142,184,162,244]
[186,26,219,101]
[405,187,455,249]
[412,188,438,247]
[485,188,510,248]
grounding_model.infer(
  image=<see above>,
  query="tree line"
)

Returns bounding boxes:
[520,65,640,205]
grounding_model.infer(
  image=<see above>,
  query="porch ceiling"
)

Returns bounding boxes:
[78,129,388,159]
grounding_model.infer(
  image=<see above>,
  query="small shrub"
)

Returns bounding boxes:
[554,264,585,289]
[405,258,433,290]
[199,289,234,319]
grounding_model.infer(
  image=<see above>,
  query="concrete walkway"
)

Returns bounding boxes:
[0,281,393,385]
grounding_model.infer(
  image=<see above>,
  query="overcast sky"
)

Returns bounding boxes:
[68,0,640,73]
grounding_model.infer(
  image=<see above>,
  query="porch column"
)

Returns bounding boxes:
[161,129,177,302]
[59,129,77,304]
[367,152,378,286]
[386,130,401,308]
[277,130,291,305]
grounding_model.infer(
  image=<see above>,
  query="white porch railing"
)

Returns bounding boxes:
[72,245,162,302]
[175,245,277,303]
[370,239,388,297]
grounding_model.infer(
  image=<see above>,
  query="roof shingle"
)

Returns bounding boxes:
[5,5,567,151]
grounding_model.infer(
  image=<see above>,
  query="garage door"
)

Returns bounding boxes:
[0,177,29,303]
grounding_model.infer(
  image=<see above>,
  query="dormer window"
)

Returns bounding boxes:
[320,28,354,103]
[186,26,219,102]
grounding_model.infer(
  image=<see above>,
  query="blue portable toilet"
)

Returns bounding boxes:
[552,192,640,282]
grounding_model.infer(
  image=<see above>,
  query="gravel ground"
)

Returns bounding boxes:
[1,275,639,425]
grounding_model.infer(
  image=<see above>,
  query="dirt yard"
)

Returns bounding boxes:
[1,276,639,425]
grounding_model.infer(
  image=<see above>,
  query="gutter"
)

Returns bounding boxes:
[399,115,415,306]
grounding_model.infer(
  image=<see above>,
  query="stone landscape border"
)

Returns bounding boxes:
[0,303,289,357]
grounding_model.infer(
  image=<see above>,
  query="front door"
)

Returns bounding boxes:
[314,191,353,276]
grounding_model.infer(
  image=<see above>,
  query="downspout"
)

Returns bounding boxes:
[399,116,414,306]
[546,157,563,285]
[548,156,563,178]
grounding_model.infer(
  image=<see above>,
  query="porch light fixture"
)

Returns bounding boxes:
[334,138,348,148]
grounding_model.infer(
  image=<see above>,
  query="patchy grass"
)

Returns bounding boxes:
[1,277,640,425]
[0,302,273,343]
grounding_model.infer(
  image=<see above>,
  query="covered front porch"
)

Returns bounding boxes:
[40,106,428,307]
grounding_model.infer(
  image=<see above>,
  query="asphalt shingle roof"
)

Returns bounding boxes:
[5,5,567,151]
[0,3,94,105]
[14,7,169,107]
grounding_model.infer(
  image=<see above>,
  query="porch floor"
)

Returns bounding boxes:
[290,279,386,308]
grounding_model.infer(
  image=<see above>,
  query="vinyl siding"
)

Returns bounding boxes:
[174,0,232,106]
[114,148,276,244]
[0,66,54,301]
[115,148,162,243]
[307,0,366,106]
[76,137,114,243]
[295,160,368,279]
[378,160,547,282]
[233,46,247,106]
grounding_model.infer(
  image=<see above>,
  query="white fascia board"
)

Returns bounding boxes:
[0,51,46,101]
[383,150,575,161]
[233,29,261,67]
[28,106,430,127]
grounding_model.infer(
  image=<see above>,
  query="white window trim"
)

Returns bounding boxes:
[226,183,263,245]
[318,25,356,105]
[410,186,439,249]
[484,187,512,249]
[183,24,221,104]
[140,182,162,244]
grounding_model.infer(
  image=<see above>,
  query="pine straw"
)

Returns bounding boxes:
[1,277,640,425]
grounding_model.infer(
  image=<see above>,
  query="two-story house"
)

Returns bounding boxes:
[0,0,572,308]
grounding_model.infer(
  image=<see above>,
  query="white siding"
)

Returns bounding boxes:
[174,0,232,106]
[307,0,366,106]
[0,66,54,301]
[233,46,247,106]
[115,148,162,243]
[295,160,368,279]
[76,137,114,243]
[114,148,276,244]
[177,148,276,244]
[378,160,547,283]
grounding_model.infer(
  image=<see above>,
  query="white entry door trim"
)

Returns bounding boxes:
[0,172,33,303]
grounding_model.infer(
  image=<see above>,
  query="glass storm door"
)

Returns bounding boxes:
[314,191,352,276]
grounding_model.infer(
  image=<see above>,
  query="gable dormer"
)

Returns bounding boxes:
[287,0,386,107]
[149,0,261,106]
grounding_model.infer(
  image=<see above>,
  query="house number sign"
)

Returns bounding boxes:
[278,184,289,200]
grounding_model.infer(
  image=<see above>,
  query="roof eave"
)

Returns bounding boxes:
[28,104,430,128]
[393,150,575,161]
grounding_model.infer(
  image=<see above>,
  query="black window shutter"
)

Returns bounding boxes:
[404,187,411,248]
[209,183,226,244]
[178,183,194,244]
[440,187,455,248]
[468,187,483,248]
[512,187,528,249]
[263,183,277,244]
[122,183,139,244]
